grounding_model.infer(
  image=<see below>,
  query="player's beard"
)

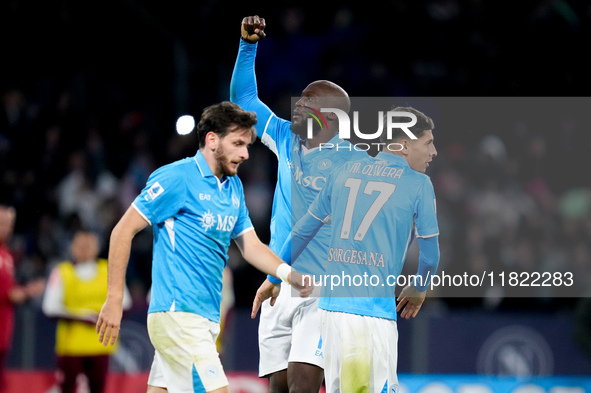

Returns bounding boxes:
[214,145,240,177]
[291,116,322,139]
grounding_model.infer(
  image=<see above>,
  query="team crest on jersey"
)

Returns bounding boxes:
[199,210,215,231]
[147,182,164,200]
[390,384,399,393]
[232,194,240,209]
[317,159,332,170]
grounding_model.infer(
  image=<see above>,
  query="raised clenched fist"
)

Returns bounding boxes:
[241,15,266,43]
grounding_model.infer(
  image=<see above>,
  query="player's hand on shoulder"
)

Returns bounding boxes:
[289,270,314,298]
[241,15,266,43]
[396,284,427,319]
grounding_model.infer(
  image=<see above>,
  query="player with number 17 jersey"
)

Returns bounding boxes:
[309,151,439,320]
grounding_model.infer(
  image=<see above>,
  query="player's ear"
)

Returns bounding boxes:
[325,111,338,121]
[398,138,410,154]
[205,131,218,149]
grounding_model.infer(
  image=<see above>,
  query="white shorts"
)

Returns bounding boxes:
[147,312,229,393]
[258,282,324,377]
[320,310,399,393]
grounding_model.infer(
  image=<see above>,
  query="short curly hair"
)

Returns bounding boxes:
[197,101,257,148]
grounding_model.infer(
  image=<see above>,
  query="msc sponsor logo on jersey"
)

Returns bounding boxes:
[147,182,165,200]
[292,166,326,191]
[199,210,238,232]
[199,211,215,231]
[216,215,237,231]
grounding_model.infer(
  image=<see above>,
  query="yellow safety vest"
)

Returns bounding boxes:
[55,259,115,356]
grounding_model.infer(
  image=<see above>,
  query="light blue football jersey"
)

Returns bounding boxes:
[230,39,365,277]
[290,136,365,276]
[133,151,253,323]
[309,152,439,320]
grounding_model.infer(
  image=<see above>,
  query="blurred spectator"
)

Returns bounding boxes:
[42,231,131,393]
[0,206,45,392]
[117,130,156,210]
[55,150,118,234]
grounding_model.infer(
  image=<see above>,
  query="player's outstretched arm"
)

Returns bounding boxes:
[234,230,313,294]
[230,15,278,137]
[96,206,148,346]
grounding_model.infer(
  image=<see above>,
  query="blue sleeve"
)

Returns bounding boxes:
[267,212,324,284]
[412,236,440,291]
[132,165,186,225]
[414,178,439,238]
[230,39,290,155]
[232,181,254,239]
[308,168,336,222]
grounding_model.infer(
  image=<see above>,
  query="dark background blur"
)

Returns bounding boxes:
[2,0,591,375]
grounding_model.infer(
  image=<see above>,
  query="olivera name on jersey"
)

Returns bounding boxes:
[350,161,404,179]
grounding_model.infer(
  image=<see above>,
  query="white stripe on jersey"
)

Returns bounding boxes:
[132,203,152,225]
[165,217,175,251]
[261,114,279,158]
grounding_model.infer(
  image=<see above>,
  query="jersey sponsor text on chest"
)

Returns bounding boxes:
[292,166,326,190]
[199,211,238,232]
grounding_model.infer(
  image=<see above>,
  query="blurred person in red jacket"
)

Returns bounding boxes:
[0,205,45,392]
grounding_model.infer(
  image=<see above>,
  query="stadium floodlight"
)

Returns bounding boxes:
[176,115,195,135]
